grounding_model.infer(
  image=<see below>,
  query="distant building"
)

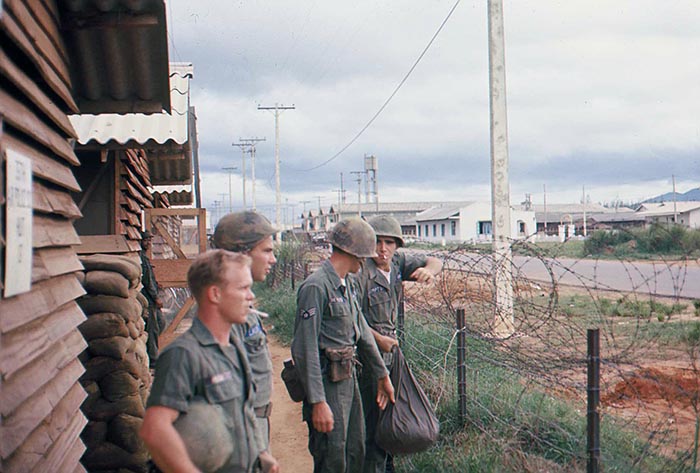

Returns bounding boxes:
[415,202,536,243]
[636,201,700,229]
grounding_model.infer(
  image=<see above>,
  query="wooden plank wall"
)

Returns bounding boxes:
[118,149,154,253]
[0,1,88,472]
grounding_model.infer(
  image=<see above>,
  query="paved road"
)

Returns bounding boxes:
[432,250,700,299]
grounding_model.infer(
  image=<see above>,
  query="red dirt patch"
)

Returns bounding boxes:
[602,367,700,408]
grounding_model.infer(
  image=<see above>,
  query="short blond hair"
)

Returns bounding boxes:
[187,250,251,301]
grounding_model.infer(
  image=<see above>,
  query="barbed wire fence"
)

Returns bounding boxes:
[397,242,700,472]
[261,237,700,472]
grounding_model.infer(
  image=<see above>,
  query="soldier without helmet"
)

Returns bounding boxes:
[291,218,395,473]
[141,250,275,472]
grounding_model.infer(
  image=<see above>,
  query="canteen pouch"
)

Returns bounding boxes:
[325,346,355,382]
[281,358,305,402]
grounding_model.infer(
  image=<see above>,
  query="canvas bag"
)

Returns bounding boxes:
[375,346,440,454]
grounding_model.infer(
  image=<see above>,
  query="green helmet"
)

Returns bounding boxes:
[368,215,404,247]
[173,401,233,472]
[329,218,378,258]
[213,211,276,251]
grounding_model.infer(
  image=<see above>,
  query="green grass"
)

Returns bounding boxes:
[255,278,693,472]
[393,311,686,473]
[254,282,296,345]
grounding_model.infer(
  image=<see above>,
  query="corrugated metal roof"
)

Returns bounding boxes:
[636,201,700,216]
[59,0,170,114]
[415,203,473,222]
[69,64,192,146]
[69,63,195,185]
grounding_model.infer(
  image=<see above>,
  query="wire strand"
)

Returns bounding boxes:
[300,0,462,172]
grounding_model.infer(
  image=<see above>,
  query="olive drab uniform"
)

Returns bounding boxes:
[147,318,262,473]
[234,311,274,452]
[141,251,165,367]
[356,251,428,473]
[291,260,389,473]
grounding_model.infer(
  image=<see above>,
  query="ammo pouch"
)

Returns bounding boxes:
[281,359,306,402]
[325,346,355,382]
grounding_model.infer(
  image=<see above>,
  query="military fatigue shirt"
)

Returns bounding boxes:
[357,250,428,336]
[234,312,273,409]
[291,260,388,404]
[147,317,260,473]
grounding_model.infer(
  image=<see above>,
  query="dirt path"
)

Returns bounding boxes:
[268,336,313,471]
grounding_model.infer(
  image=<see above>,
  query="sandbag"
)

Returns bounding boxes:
[82,353,148,382]
[82,393,145,421]
[79,295,142,322]
[89,336,132,360]
[81,420,107,449]
[375,347,439,454]
[108,414,144,454]
[84,270,131,298]
[99,370,141,401]
[81,441,149,472]
[80,254,141,286]
[79,313,130,340]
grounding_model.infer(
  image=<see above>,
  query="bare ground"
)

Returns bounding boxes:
[268,335,313,471]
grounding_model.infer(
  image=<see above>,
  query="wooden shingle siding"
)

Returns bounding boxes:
[1,0,87,471]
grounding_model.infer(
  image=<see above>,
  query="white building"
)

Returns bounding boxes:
[635,201,700,229]
[415,202,537,243]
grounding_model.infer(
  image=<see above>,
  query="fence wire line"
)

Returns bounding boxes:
[266,237,700,472]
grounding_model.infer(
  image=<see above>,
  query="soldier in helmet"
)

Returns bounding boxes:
[140,250,279,473]
[357,215,443,473]
[291,218,395,473]
[212,211,278,460]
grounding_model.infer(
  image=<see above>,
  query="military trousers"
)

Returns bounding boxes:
[303,371,365,473]
[359,351,393,473]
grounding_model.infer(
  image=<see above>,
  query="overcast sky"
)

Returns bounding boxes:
[167,0,699,224]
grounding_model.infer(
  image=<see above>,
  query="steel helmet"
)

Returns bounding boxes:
[329,218,378,258]
[173,401,233,472]
[213,211,277,252]
[368,215,404,247]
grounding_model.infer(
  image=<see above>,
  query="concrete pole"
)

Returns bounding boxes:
[251,147,257,211]
[222,167,237,213]
[258,104,295,230]
[241,148,247,209]
[582,185,587,237]
[274,104,281,228]
[488,0,514,337]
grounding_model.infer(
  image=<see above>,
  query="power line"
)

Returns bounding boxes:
[301,0,462,172]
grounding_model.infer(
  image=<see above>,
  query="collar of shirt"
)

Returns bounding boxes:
[321,259,344,292]
[190,317,238,347]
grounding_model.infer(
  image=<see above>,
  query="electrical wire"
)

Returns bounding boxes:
[301,0,462,172]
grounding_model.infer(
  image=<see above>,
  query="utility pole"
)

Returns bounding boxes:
[582,185,587,237]
[258,103,295,229]
[350,171,364,218]
[234,137,266,211]
[232,143,247,209]
[543,183,547,237]
[488,0,514,337]
[222,167,237,213]
[672,174,678,224]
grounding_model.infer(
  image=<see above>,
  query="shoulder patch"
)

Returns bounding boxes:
[301,308,316,320]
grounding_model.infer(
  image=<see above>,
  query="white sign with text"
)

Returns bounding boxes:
[5,148,33,298]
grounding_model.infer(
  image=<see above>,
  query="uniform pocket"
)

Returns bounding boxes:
[204,377,242,404]
[329,302,351,318]
[369,289,391,307]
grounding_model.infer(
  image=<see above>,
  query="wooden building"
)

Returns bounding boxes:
[0,1,170,471]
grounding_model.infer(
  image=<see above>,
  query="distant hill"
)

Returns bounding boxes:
[642,187,700,203]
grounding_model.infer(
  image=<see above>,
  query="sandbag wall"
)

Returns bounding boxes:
[76,254,151,473]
